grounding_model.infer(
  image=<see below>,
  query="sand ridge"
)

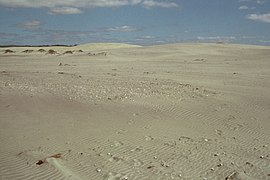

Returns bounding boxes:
[1,43,270,179]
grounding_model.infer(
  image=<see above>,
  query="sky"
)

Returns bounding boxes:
[0,0,270,46]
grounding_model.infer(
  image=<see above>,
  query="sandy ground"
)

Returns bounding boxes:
[0,43,270,180]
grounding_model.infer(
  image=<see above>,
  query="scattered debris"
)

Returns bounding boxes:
[161,160,169,167]
[49,153,62,158]
[36,153,62,165]
[36,160,45,165]
[17,152,23,156]
[225,172,237,180]
[245,162,254,167]
[217,163,223,167]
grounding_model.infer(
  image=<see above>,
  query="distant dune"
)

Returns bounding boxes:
[1,43,270,180]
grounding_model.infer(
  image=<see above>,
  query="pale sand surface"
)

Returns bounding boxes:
[0,43,270,179]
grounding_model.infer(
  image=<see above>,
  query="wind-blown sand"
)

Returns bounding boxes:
[0,43,270,180]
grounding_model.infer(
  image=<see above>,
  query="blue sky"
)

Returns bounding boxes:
[0,0,270,45]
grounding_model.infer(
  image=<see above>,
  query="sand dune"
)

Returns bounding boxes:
[0,43,270,179]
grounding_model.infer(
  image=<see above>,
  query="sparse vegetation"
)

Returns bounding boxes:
[4,49,15,53]
[88,52,108,56]
[22,49,34,53]
[38,49,46,53]
[63,51,73,54]
[47,49,57,54]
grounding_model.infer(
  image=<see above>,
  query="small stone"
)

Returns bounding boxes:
[96,168,101,172]
[217,163,223,167]
[153,156,157,159]
[260,156,264,159]
[210,168,214,171]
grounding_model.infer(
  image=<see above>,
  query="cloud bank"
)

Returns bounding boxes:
[247,13,270,23]
[49,7,83,15]
[106,26,139,32]
[0,0,179,14]
[18,20,43,30]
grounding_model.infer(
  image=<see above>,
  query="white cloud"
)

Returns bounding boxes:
[0,0,129,8]
[106,25,138,32]
[142,35,154,39]
[239,5,249,10]
[0,0,179,13]
[239,5,255,10]
[239,0,251,2]
[247,13,270,23]
[142,0,178,8]
[131,0,143,4]
[256,0,265,4]
[238,0,265,3]
[238,6,249,10]
[49,7,82,15]
[18,20,42,30]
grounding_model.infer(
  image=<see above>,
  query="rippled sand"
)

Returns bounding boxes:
[1,43,270,179]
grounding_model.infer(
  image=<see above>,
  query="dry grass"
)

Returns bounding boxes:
[47,49,57,54]
[4,49,15,53]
